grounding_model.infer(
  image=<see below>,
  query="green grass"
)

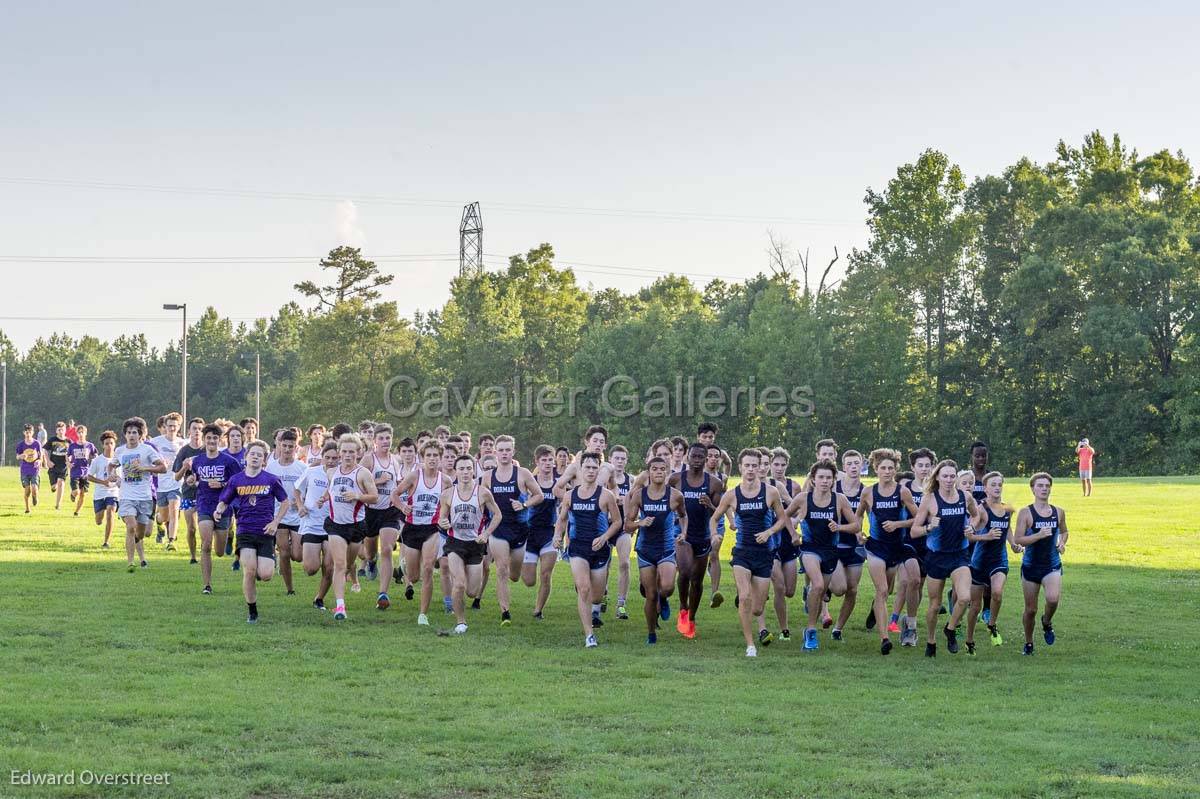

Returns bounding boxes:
[1,467,1198,798]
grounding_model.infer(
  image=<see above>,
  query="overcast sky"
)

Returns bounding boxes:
[2,2,1197,351]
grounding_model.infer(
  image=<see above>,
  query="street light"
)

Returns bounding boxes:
[163,303,187,421]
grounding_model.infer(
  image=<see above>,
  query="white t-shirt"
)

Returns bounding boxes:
[148,435,185,492]
[87,454,122,500]
[266,457,306,527]
[113,443,164,501]
[294,463,330,536]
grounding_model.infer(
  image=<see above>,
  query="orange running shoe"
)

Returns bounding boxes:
[676,608,690,635]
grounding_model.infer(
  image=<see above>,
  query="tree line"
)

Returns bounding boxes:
[2,132,1194,476]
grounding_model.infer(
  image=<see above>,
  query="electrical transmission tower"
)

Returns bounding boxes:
[459,201,483,276]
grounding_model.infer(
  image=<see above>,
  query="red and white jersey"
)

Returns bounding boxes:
[407,470,444,526]
[366,452,401,511]
[448,483,484,541]
[327,465,367,524]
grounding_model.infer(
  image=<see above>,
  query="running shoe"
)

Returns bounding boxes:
[1042,620,1056,646]
[357,566,367,578]
[140,560,148,569]
[988,625,1002,646]
[676,609,690,635]
[127,563,136,573]
[202,585,212,595]
[966,641,976,656]
[684,619,696,639]
[710,591,724,609]
[532,611,543,620]
[405,584,415,601]
[232,560,240,571]
[647,633,657,645]
[803,628,819,651]
[501,610,512,627]
[471,596,481,610]
[831,628,843,642]
[166,541,176,552]
[779,628,791,642]
[334,607,347,621]
[286,590,296,596]
[745,645,757,658]
[188,556,196,564]
[453,623,468,634]
[925,642,936,657]
[417,613,430,626]
[368,560,379,581]
[102,543,111,549]
[659,596,671,622]
[943,624,959,654]
[616,604,629,620]
[156,527,164,544]
[1023,642,1034,656]
[247,611,258,624]
[592,612,604,629]
[758,628,773,647]
[888,618,901,634]
[313,598,326,610]
[881,638,893,656]
[377,592,390,610]
[585,634,598,648]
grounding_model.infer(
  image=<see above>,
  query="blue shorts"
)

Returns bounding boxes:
[731,545,773,579]
[155,489,181,507]
[970,557,1009,586]
[801,546,839,576]
[681,535,712,559]
[775,535,799,564]
[93,497,117,514]
[180,497,196,511]
[837,546,865,567]
[637,549,676,569]
[1021,563,1062,584]
[21,473,40,488]
[199,512,231,532]
[926,549,969,580]
[569,541,611,571]
[864,538,907,569]
[493,521,528,550]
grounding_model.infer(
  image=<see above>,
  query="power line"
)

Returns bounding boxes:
[0,175,864,227]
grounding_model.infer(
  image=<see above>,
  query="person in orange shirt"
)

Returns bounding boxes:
[1075,438,1095,497]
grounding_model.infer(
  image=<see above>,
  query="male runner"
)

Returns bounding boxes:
[625,457,686,644]
[712,449,794,657]
[361,423,403,606]
[966,471,1013,653]
[858,449,919,655]
[521,445,559,619]
[670,443,723,638]
[829,450,866,640]
[45,421,71,510]
[149,412,185,550]
[189,423,242,593]
[67,425,96,517]
[16,424,43,513]
[295,441,338,609]
[483,435,544,626]
[113,417,167,571]
[1012,473,1067,655]
[267,428,306,596]
[392,441,446,626]
[438,455,503,634]
[172,417,206,563]
[323,434,379,621]
[606,444,633,618]
[553,452,622,647]
[215,440,291,623]
[87,431,121,546]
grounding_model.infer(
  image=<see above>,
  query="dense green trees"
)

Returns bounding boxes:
[3,133,1196,475]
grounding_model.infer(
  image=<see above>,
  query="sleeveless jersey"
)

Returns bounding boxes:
[732,482,771,551]
[680,471,712,542]
[527,473,557,531]
[868,483,905,544]
[613,472,632,526]
[327,465,366,524]
[490,465,524,529]
[971,475,987,504]
[902,480,925,544]
[367,453,401,511]
[927,489,969,553]
[801,492,838,549]
[971,503,1011,563]
[834,479,863,548]
[407,471,444,526]
[635,485,678,559]
[1023,505,1062,570]
[448,484,484,540]
[567,485,609,548]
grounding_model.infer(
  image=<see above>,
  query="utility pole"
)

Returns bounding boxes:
[459,202,483,276]
[255,352,261,424]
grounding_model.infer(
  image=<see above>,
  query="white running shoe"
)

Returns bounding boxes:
[417,613,430,626]
[453,623,468,635]
[746,645,758,658]
[585,634,598,648]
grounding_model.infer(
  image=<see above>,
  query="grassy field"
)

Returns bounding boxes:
[1,466,1198,798]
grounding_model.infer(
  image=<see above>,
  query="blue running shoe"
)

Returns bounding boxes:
[232,559,240,571]
[982,608,991,624]
[659,596,671,621]
[647,633,657,645]
[1042,622,1055,646]
[443,596,453,613]
[804,628,819,651]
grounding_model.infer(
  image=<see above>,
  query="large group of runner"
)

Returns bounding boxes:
[14,415,1069,658]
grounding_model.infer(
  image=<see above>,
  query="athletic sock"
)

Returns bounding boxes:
[592,603,601,614]
[890,613,899,623]
[247,602,257,614]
